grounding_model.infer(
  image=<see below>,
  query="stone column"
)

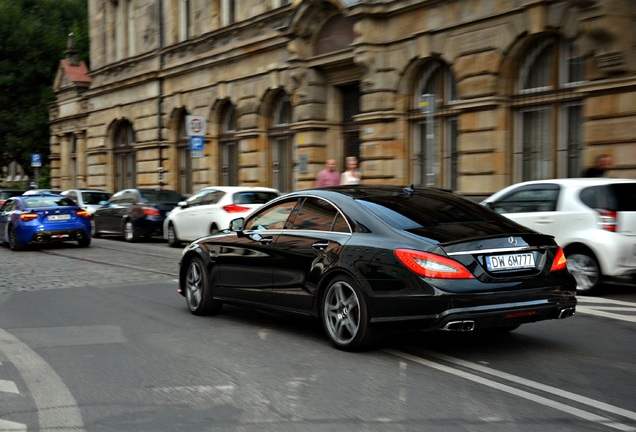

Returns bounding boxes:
[75,131,87,188]
[60,134,71,190]
[49,135,61,189]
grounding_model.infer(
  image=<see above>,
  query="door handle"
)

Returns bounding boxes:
[312,241,329,250]
[259,237,273,245]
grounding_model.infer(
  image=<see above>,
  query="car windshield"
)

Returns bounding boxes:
[358,192,509,229]
[23,197,77,208]
[139,190,183,203]
[81,191,112,205]
[233,191,278,205]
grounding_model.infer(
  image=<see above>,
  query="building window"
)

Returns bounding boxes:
[219,103,238,186]
[339,83,361,163]
[409,60,458,189]
[221,0,235,26]
[177,113,192,195]
[514,35,585,181]
[269,93,293,193]
[114,121,136,190]
[178,0,190,42]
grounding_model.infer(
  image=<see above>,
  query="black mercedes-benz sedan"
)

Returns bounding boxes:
[178,185,576,351]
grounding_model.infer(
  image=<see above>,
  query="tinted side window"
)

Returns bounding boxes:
[291,198,348,232]
[245,199,298,230]
[233,191,279,205]
[489,185,560,213]
[187,189,214,207]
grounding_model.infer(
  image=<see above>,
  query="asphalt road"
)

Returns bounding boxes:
[0,238,635,431]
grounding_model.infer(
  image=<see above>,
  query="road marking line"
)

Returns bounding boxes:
[386,349,635,432]
[0,379,19,394]
[576,306,636,323]
[577,298,636,306]
[0,329,85,432]
[0,419,27,431]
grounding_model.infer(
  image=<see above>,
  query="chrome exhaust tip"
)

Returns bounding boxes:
[34,234,44,243]
[442,320,476,331]
[558,307,575,319]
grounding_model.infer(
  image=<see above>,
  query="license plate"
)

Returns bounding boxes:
[486,253,535,271]
[48,214,71,221]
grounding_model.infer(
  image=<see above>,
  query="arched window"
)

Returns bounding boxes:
[409,60,458,189]
[114,120,136,190]
[176,113,192,195]
[514,36,585,181]
[219,103,238,186]
[269,93,293,193]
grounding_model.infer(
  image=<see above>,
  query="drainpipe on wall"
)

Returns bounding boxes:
[157,0,165,189]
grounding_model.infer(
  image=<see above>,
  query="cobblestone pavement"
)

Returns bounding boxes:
[0,238,181,295]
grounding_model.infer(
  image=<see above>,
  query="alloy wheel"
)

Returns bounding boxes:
[185,259,203,311]
[323,280,361,346]
[567,253,600,293]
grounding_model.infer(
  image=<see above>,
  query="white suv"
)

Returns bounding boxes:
[482,178,636,294]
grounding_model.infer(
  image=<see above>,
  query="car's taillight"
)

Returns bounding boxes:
[550,247,568,272]
[142,207,161,217]
[596,209,617,232]
[223,204,250,213]
[76,209,91,219]
[20,213,39,222]
[394,249,474,279]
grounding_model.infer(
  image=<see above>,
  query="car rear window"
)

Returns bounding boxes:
[233,191,278,205]
[580,183,636,211]
[23,197,77,208]
[81,191,112,205]
[358,192,508,229]
[139,190,183,203]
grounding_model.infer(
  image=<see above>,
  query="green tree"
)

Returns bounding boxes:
[0,0,88,182]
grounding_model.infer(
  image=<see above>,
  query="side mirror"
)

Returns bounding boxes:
[99,200,108,206]
[230,217,245,232]
[178,200,188,208]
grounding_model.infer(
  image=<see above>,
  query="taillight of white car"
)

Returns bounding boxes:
[596,209,617,232]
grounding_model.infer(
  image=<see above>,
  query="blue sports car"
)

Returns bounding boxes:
[0,194,92,251]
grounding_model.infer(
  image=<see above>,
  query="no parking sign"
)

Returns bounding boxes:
[186,115,207,136]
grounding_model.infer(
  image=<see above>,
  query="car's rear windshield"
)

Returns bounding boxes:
[580,183,636,211]
[139,190,183,203]
[233,191,278,205]
[81,191,112,205]
[358,192,507,229]
[23,197,76,208]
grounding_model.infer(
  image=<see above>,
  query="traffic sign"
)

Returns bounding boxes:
[186,115,207,136]
[31,153,42,167]
[189,136,204,151]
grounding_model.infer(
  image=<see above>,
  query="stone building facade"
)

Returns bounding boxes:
[49,0,636,197]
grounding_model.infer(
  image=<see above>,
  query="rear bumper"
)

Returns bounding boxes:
[27,228,89,244]
[368,290,577,332]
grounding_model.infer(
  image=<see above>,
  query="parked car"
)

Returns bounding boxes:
[61,189,113,214]
[481,178,636,294]
[0,194,91,250]
[92,188,184,242]
[164,186,280,247]
[0,189,23,206]
[177,185,576,351]
[23,189,63,195]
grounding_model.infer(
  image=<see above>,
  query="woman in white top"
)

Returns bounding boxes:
[341,156,361,185]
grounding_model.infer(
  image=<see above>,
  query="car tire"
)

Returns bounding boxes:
[123,219,139,242]
[78,235,91,248]
[184,256,222,316]
[167,223,180,248]
[566,248,601,295]
[8,226,24,251]
[321,275,376,351]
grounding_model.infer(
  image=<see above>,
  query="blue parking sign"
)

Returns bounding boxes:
[31,153,42,167]
[189,136,204,151]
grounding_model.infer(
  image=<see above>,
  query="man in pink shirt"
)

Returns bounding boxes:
[315,159,340,187]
